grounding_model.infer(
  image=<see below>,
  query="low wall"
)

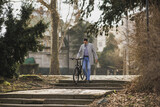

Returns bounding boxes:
[19,64,39,74]
[37,68,73,75]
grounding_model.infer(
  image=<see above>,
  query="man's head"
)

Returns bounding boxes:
[83,38,88,44]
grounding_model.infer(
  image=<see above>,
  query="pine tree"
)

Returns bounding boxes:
[0,1,47,78]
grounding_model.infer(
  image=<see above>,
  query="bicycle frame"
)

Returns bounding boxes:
[70,58,83,69]
[70,58,85,83]
[75,59,82,71]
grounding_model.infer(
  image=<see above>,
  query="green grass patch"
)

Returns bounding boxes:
[20,74,43,81]
[3,81,11,86]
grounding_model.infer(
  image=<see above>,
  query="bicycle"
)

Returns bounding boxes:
[70,58,86,84]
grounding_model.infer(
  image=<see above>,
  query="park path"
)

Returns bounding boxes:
[0,75,138,107]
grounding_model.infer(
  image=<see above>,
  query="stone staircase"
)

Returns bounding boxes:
[54,80,128,90]
[0,94,94,107]
[0,79,129,107]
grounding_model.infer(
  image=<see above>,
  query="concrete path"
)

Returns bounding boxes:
[45,75,139,81]
[3,89,111,96]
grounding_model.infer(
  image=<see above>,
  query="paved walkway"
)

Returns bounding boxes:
[45,75,139,81]
[5,89,111,96]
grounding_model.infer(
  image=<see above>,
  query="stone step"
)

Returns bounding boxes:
[0,98,43,104]
[58,80,129,84]
[53,83,124,87]
[44,98,93,105]
[0,98,93,105]
[54,86,123,90]
[0,104,89,107]
[0,89,112,107]
[0,89,112,99]
[0,94,100,99]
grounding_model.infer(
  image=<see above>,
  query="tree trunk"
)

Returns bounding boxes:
[50,0,60,75]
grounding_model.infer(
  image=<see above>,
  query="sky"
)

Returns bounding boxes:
[0,0,102,35]
[9,0,102,23]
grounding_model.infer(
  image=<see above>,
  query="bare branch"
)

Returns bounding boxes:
[37,0,51,10]
[65,4,71,23]
[58,0,62,14]
[58,5,76,52]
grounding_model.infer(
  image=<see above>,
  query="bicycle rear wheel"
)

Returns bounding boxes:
[73,68,79,84]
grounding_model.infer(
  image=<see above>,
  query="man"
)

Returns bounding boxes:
[77,38,98,82]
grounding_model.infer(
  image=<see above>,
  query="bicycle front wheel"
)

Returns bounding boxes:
[73,68,79,84]
[80,69,85,80]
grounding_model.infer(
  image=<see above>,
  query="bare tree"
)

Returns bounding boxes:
[38,0,60,75]
[36,0,79,75]
[58,4,80,52]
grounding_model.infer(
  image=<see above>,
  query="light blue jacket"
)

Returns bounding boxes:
[77,43,98,65]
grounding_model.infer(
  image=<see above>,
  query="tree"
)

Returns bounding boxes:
[37,0,60,75]
[0,1,47,78]
[37,0,79,75]
[99,33,123,70]
[67,20,94,54]
[67,0,160,34]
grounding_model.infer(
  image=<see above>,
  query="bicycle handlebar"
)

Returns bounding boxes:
[70,58,83,60]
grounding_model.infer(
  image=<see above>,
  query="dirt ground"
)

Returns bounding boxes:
[90,90,160,107]
[0,75,68,93]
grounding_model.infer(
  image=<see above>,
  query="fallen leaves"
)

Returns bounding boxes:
[90,90,160,107]
[0,75,68,93]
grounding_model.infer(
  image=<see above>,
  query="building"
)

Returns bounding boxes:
[28,10,70,74]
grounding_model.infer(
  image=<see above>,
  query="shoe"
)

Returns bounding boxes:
[86,80,90,83]
[84,76,87,81]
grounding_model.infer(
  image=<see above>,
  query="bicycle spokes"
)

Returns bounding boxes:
[73,68,79,83]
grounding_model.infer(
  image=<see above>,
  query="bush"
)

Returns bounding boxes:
[129,5,160,93]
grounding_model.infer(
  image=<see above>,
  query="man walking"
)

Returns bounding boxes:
[77,38,98,82]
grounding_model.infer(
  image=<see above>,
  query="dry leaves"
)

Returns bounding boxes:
[0,75,68,93]
[90,90,160,107]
